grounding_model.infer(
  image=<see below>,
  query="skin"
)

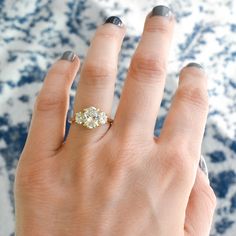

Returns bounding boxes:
[14,9,217,236]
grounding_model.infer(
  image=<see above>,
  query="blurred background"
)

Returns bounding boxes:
[0,0,235,235]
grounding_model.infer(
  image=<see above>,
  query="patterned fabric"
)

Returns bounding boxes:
[0,0,236,235]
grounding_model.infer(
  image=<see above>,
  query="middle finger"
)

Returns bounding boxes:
[114,6,175,137]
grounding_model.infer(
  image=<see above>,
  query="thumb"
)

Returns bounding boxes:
[184,166,217,236]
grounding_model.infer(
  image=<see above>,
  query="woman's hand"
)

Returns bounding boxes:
[14,5,216,236]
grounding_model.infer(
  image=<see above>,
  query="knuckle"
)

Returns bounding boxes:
[95,27,122,43]
[129,53,166,82]
[160,144,194,181]
[113,148,137,170]
[176,86,209,111]
[181,66,205,79]
[107,138,141,173]
[169,151,190,172]
[81,61,116,86]
[35,91,67,112]
[145,19,171,35]
[48,65,74,81]
[104,152,131,183]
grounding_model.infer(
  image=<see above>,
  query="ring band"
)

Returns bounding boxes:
[68,106,113,129]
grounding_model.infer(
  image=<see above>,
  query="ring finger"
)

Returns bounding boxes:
[67,16,126,144]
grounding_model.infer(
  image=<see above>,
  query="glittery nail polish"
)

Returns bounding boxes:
[104,16,123,27]
[60,51,76,62]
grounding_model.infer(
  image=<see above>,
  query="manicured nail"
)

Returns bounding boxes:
[60,51,76,62]
[186,62,204,70]
[104,16,123,27]
[150,5,173,18]
[199,155,209,177]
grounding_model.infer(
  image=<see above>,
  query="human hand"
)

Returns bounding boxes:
[14,5,216,236]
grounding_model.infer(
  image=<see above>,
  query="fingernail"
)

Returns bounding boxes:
[199,155,209,177]
[60,51,76,62]
[104,16,123,27]
[186,62,204,70]
[150,5,173,18]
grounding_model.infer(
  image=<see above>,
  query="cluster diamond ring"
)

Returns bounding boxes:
[68,106,113,129]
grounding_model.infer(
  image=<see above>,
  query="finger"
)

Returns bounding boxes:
[159,63,208,158]
[23,52,80,158]
[114,5,175,137]
[67,16,126,144]
[185,168,217,236]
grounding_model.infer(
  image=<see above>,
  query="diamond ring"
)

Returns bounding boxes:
[68,106,113,129]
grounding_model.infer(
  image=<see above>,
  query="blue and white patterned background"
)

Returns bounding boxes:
[0,0,236,235]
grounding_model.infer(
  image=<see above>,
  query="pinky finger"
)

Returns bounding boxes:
[22,51,80,160]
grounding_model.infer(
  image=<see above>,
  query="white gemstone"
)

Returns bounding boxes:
[99,112,107,125]
[83,107,100,129]
[75,106,108,129]
[75,112,84,124]
[84,117,99,129]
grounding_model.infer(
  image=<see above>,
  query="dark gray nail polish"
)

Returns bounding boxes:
[199,155,209,177]
[186,62,204,70]
[150,5,173,18]
[104,16,123,27]
[61,51,76,62]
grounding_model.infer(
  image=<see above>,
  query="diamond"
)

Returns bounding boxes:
[99,111,107,125]
[83,107,100,129]
[75,112,85,124]
[74,106,109,129]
